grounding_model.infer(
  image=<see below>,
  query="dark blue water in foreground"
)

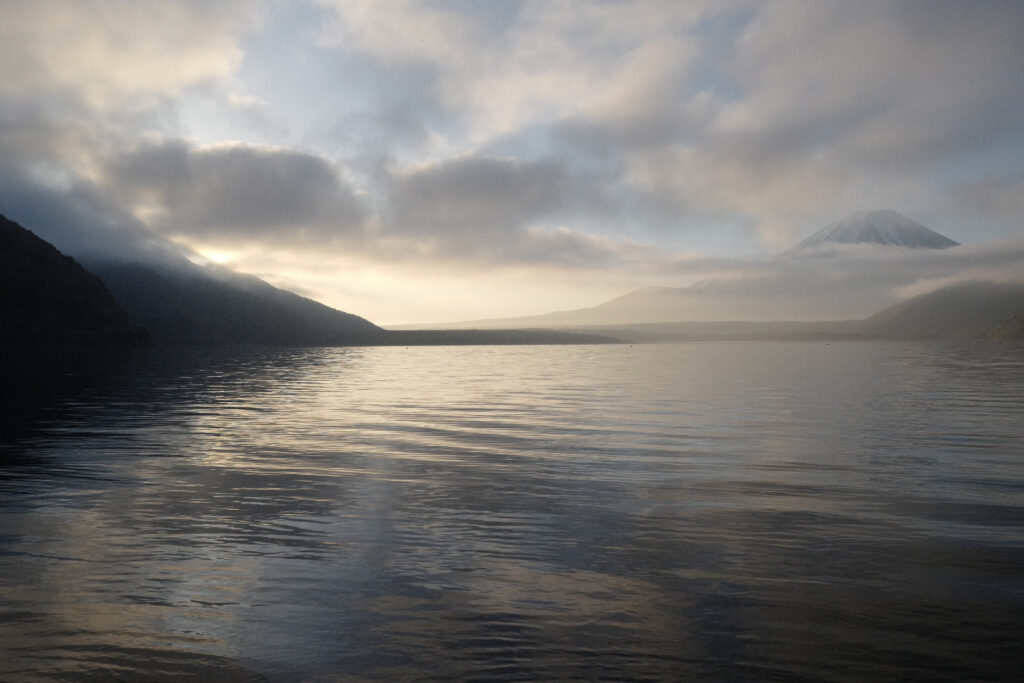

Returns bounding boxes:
[1,342,1022,681]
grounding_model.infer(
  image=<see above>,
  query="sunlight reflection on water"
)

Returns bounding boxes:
[1,342,1023,681]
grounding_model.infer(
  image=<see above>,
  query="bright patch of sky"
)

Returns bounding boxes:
[178,3,353,148]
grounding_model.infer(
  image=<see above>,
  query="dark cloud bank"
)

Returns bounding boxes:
[107,141,368,243]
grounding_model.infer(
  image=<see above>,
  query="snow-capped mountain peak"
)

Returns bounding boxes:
[793,210,960,250]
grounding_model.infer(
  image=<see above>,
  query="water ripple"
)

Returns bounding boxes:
[1,342,1022,680]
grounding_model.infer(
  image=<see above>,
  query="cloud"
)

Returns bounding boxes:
[317,0,1024,251]
[0,162,188,267]
[683,0,1024,240]
[381,153,649,266]
[314,0,721,144]
[940,174,1024,242]
[106,140,368,243]
[388,156,569,235]
[464,0,1024,247]
[719,1,1024,167]
[0,0,261,109]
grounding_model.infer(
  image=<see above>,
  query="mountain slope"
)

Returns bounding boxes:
[569,282,1024,341]
[395,279,871,330]
[793,210,959,249]
[990,311,1024,340]
[401,278,1024,342]
[88,260,383,346]
[865,281,1024,339]
[0,214,144,345]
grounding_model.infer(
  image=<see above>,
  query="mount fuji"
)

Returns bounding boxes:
[401,210,972,330]
[791,210,959,250]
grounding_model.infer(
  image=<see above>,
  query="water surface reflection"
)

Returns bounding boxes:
[1,342,1023,680]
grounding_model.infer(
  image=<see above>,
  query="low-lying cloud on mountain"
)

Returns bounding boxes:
[663,239,1024,322]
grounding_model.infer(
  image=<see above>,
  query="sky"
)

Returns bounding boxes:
[0,0,1022,325]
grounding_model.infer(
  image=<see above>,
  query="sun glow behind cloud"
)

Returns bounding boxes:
[200,249,236,265]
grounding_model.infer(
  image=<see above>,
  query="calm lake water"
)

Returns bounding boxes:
[1,342,1023,681]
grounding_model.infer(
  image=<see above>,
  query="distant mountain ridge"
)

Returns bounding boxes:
[411,211,967,331]
[0,214,144,345]
[495,281,1024,342]
[792,210,959,250]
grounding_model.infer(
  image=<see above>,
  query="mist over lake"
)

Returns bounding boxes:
[2,341,1022,681]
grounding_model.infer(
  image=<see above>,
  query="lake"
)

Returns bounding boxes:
[1,342,1022,681]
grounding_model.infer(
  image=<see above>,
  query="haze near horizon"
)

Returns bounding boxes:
[1,1,1022,325]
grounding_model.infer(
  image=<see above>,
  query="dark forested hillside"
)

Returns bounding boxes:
[0,214,144,345]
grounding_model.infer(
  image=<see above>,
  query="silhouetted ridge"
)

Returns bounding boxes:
[0,214,145,345]
[88,260,383,346]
